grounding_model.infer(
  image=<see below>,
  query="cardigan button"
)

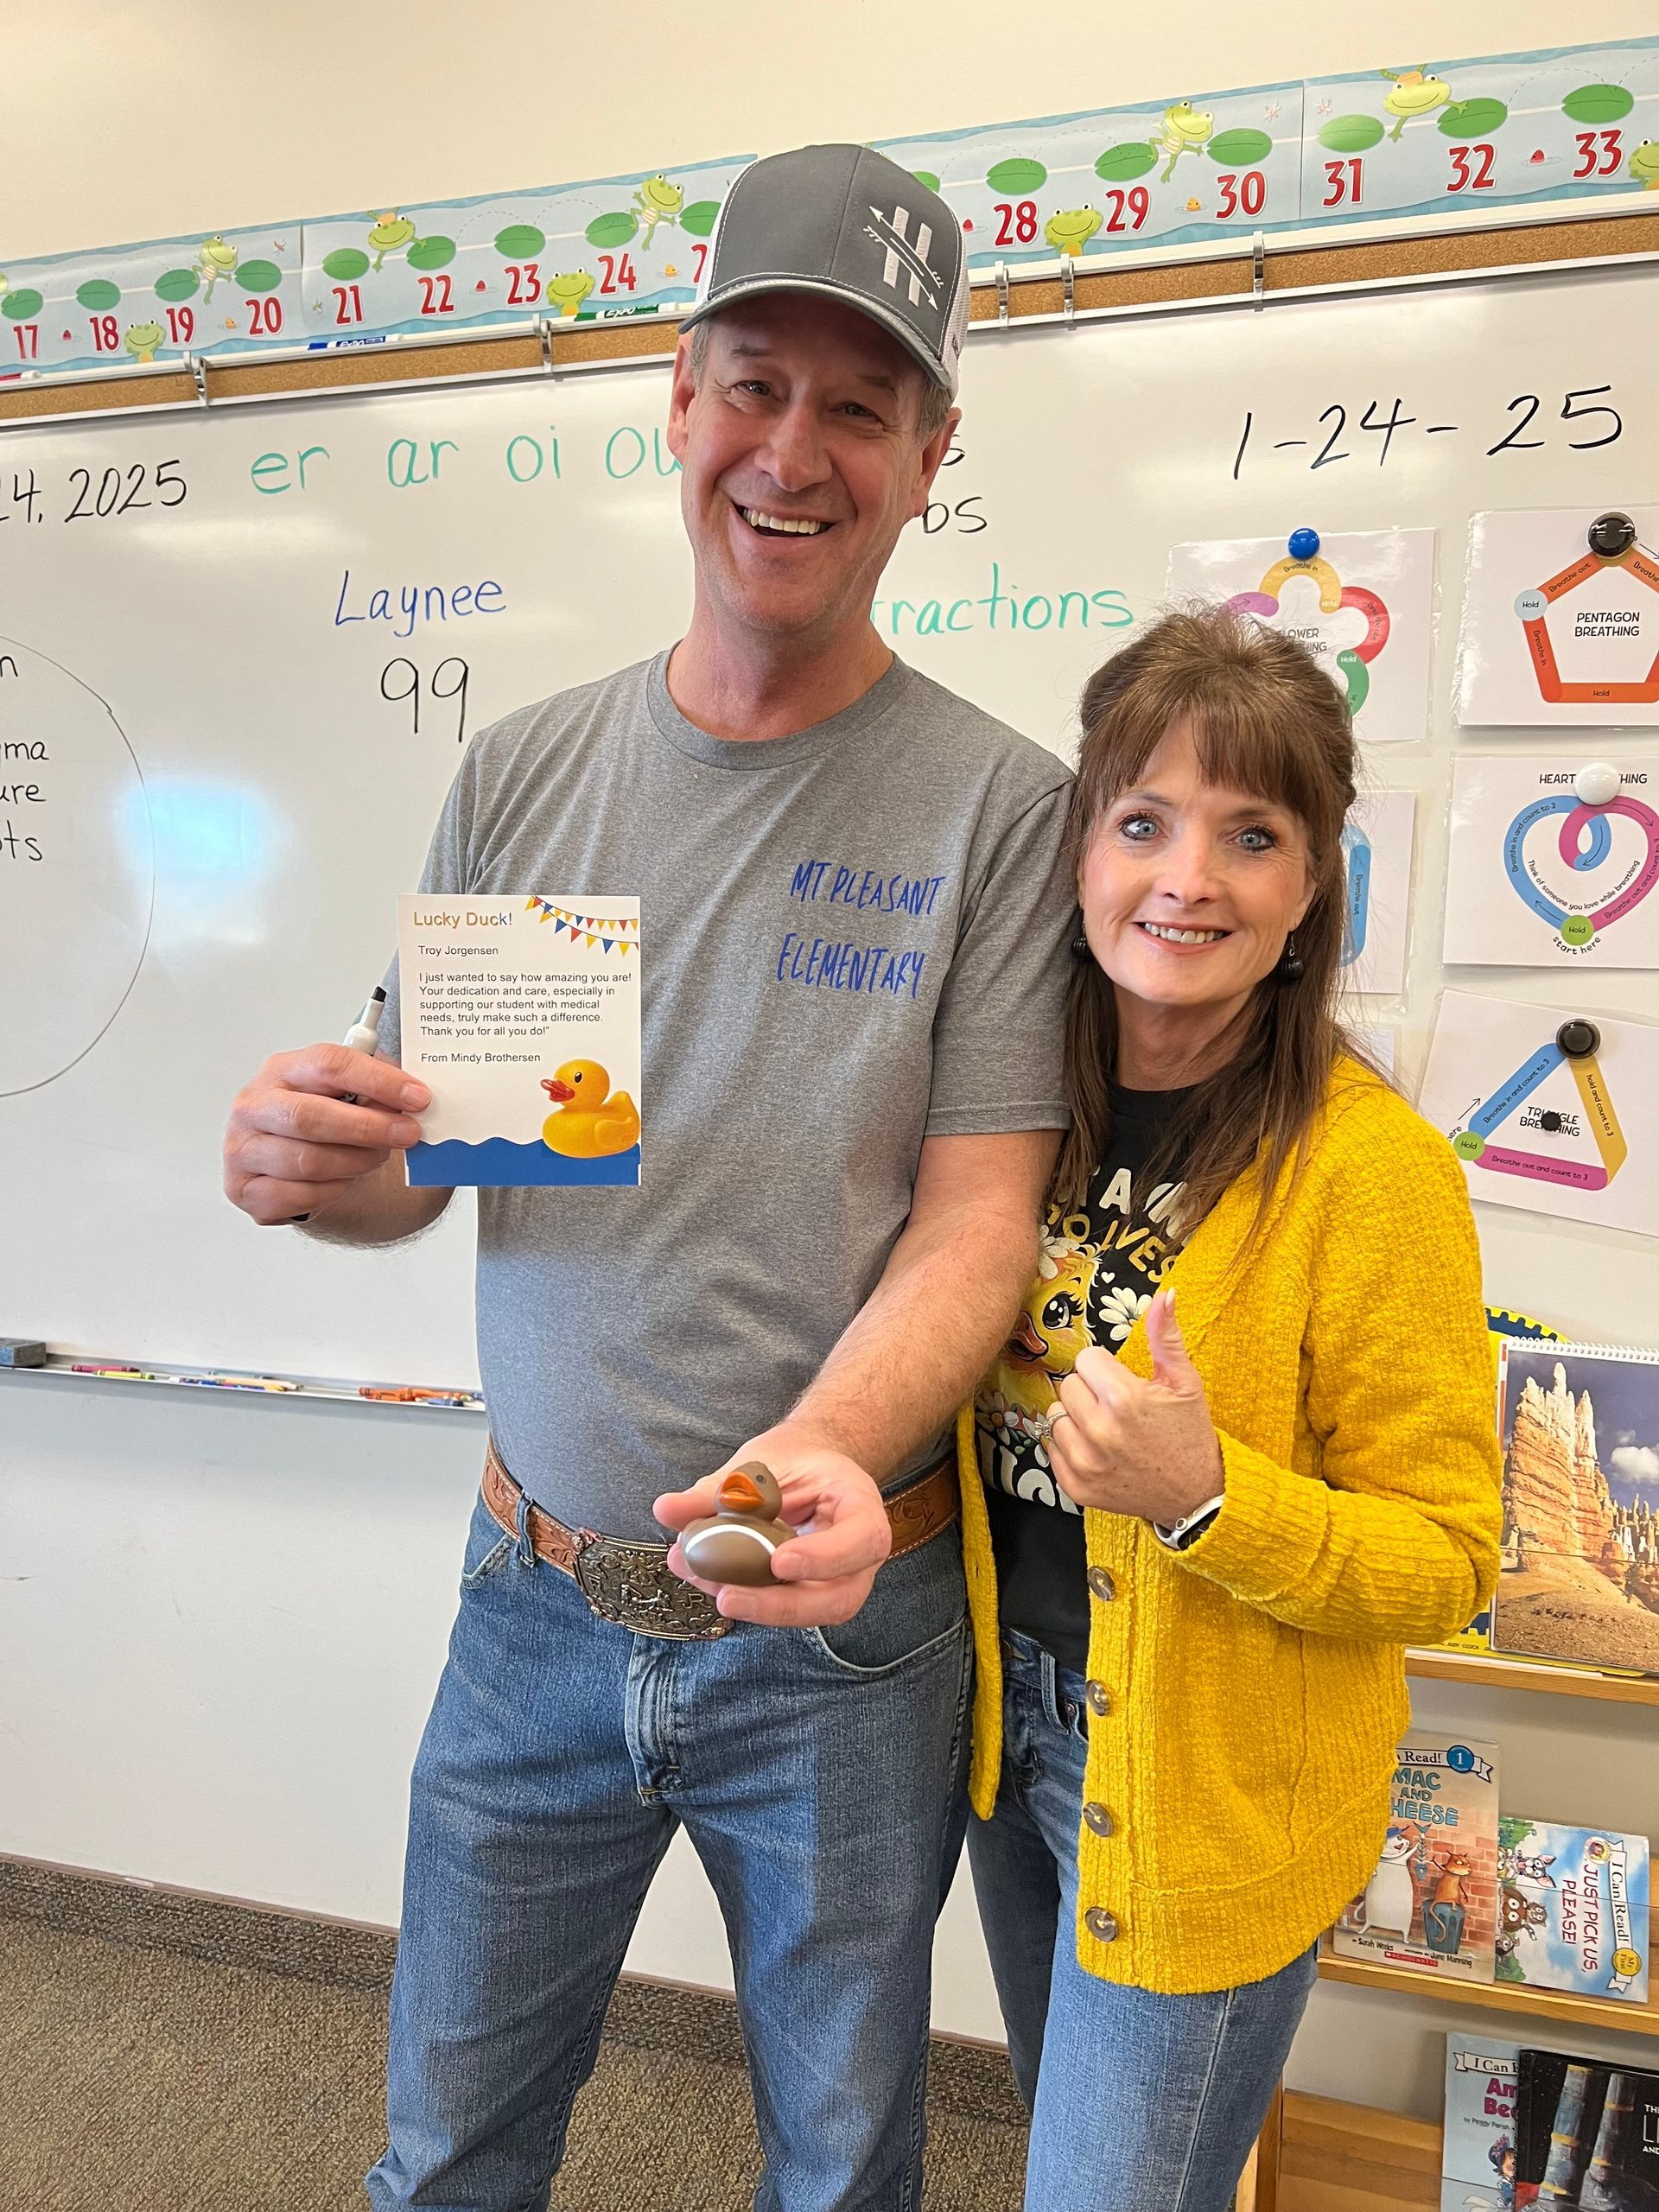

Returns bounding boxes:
[1083,1802,1115,1837]
[1084,1907,1119,1943]
[1086,1567,1116,1603]
[1085,1680,1111,1716]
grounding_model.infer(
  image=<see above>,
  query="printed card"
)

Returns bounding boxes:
[1458,507,1659,729]
[1444,754,1659,970]
[397,894,640,1187]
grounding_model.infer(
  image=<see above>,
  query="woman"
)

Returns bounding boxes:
[961,607,1501,2210]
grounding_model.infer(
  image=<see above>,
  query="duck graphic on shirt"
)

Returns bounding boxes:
[976,1168,1184,1514]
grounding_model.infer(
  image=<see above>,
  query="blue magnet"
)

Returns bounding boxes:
[1287,527,1320,562]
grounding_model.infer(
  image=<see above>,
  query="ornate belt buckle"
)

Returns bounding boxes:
[571,1535,729,1641]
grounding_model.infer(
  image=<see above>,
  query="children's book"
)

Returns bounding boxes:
[1516,2051,1603,2209]
[1332,1730,1500,1982]
[1442,2034,1520,2210]
[1507,2049,1659,2209]
[1492,1341,1659,1677]
[1576,2068,1659,2210]
[1497,1818,1649,2004]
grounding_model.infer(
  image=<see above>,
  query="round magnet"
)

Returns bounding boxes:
[1587,512,1637,561]
[1555,1019,1601,1059]
[1573,761,1621,808]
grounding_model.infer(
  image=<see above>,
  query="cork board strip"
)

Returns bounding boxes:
[3,207,1655,423]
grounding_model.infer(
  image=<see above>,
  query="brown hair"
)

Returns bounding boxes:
[1056,605,1376,1239]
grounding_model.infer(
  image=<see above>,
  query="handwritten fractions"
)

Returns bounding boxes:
[1231,385,1623,480]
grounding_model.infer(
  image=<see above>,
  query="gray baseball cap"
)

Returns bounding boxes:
[680,144,970,399]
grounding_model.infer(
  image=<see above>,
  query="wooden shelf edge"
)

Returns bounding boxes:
[1406,1648,1659,1707]
[1318,1909,1659,2039]
[1276,2093,1440,2212]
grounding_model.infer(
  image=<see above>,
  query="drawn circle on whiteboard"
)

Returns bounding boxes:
[1452,1130,1485,1161]
[0,635,154,1096]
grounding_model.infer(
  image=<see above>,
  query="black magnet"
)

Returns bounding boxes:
[1555,1019,1601,1059]
[1587,512,1637,561]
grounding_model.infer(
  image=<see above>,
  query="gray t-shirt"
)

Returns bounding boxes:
[382,648,1073,1537]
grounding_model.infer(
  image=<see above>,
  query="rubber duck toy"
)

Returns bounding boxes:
[678,1463,796,1586]
[538,1059,639,1159]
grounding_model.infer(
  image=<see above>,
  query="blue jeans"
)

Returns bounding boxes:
[966,1631,1317,2212]
[367,1492,973,2212]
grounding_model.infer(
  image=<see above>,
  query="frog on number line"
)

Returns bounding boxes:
[544,270,596,319]
[1044,207,1103,256]
[1378,66,1452,140]
[1630,140,1659,189]
[195,234,240,302]
[124,321,165,364]
[367,213,417,271]
[1157,102,1213,181]
[633,175,683,247]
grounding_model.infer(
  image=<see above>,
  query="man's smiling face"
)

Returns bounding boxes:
[666,294,956,650]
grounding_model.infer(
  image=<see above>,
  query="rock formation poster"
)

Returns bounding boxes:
[1493,1342,1659,1674]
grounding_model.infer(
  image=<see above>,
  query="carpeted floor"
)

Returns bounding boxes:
[0,1864,1029,2212]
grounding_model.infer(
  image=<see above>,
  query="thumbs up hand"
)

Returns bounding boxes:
[1047,1287,1225,1524]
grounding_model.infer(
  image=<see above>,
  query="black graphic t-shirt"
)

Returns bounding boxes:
[976,1083,1193,1675]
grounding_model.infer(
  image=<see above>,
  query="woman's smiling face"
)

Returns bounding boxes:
[1077,720,1316,1020]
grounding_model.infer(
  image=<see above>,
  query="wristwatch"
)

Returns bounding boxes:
[1153,1492,1226,1553]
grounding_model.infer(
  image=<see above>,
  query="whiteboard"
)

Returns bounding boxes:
[3,259,1656,1382]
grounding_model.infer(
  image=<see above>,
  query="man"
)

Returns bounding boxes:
[224,145,1073,2212]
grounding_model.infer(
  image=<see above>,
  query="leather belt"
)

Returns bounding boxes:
[481,1439,958,1642]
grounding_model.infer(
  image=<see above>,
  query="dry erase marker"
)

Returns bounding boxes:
[340,985,387,1104]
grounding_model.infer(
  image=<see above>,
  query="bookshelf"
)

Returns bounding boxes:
[1317,1904,1659,2039]
[1244,1655,1659,2207]
[1405,1650,1659,1711]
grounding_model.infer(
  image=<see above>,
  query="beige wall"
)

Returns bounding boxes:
[10,1,1656,259]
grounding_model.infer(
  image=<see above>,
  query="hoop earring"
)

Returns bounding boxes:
[1275,931,1305,983]
[1071,930,1091,959]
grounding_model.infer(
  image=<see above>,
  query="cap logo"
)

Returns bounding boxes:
[863,204,939,311]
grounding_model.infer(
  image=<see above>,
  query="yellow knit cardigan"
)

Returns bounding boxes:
[957,1059,1503,1997]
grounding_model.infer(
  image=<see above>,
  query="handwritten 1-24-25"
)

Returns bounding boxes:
[1231,385,1623,480]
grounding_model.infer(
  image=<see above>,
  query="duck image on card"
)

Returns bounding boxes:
[397,894,641,1186]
